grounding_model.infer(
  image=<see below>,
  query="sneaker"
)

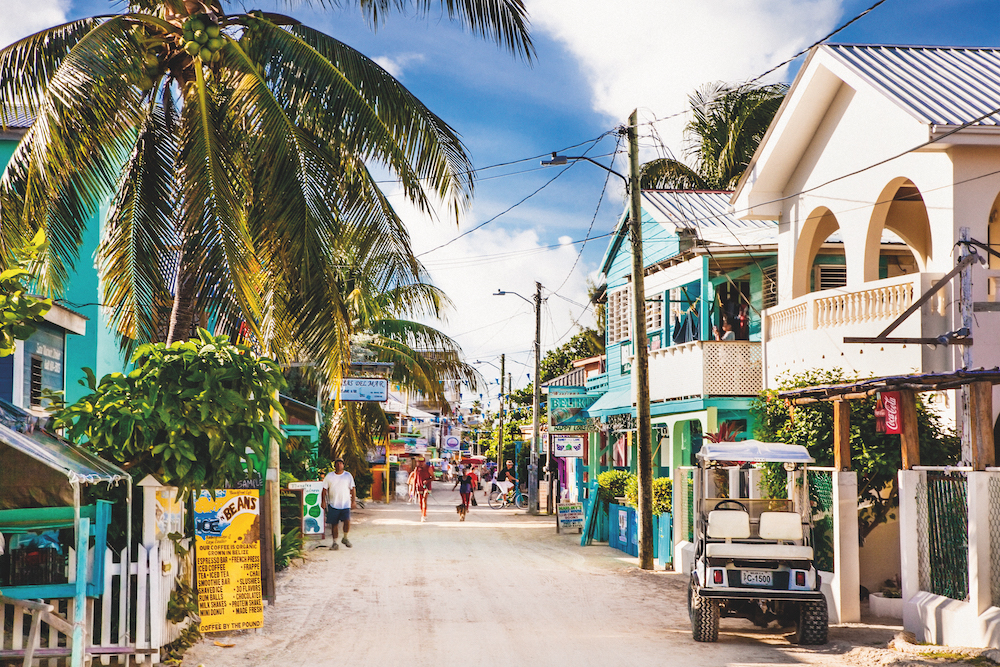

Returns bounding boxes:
[420,516,426,523]
[330,542,339,550]
[341,537,352,548]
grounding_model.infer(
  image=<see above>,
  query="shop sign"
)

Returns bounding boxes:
[617,508,629,544]
[338,377,389,402]
[548,386,601,432]
[557,502,584,530]
[195,490,263,632]
[154,487,184,541]
[876,391,903,434]
[388,455,399,463]
[287,482,325,535]
[552,434,585,458]
[443,435,461,450]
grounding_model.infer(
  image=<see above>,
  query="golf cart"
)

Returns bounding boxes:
[687,440,828,644]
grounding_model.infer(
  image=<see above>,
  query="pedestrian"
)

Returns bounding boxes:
[452,464,465,491]
[407,464,418,504]
[458,468,474,512]
[468,466,479,494]
[414,460,434,522]
[481,465,494,497]
[321,458,356,550]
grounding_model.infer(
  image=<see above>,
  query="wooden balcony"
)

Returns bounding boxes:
[640,340,763,402]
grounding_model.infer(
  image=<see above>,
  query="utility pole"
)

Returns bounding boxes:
[496,354,505,470]
[530,281,542,515]
[960,227,974,462]
[628,109,654,570]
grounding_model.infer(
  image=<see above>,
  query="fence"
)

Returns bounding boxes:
[808,469,835,574]
[1,540,186,665]
[916,471,969,601]
[673,467,695,545]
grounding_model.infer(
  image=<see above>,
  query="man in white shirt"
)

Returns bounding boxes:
[321,458,357,550]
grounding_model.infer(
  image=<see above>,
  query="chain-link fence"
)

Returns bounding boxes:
[807,469,835,573]
[916,472,968,601]
[988,474,1000,608]
[674,467,695,543]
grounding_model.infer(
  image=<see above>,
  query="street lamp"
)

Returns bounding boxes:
[541,112,655,570]
[494,284,543,515]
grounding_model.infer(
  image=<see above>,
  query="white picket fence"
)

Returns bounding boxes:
[1,539,188,665]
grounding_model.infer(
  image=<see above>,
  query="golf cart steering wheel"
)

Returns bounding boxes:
[713,499,749,512]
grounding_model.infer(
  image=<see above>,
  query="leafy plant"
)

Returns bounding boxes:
[598,469,633,503]
[275,528,304,571]
[56,329,286,495]
[704,420,745,443]
[0,230,51,356]
[166,580,198,624]
[881,576,902,599]
[752,368,960,542]
[625,476,673,515]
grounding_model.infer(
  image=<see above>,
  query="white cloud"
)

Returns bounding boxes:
[1,0,69,48]
[372,52,426,79]
[526,0,843,154]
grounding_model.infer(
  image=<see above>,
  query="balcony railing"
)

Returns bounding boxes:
[765,273,922,340]
[640,340,762,401]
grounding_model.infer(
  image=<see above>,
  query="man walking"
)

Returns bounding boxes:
[322,458,356,550]
[413,460,434,522]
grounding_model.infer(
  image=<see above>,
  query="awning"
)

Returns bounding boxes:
[696,440,814,464]
[586,388,633,416]
[0,424,129,485]
[383,393,435,420]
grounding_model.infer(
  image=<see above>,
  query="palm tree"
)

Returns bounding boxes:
[0,0,533,365]
[640,82,786,191]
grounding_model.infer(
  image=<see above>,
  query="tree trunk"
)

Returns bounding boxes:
[166,250,198,345]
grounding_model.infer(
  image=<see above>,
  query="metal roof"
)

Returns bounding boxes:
[642,190,778,245]
[1,106,35,129]
[825,44,1000,127]
[697,441,814,464]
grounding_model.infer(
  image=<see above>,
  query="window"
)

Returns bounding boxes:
[29,355,42,407]
[815,264,847,291]
[645,297,662,332]
[608,287,631,343]
[763,265,778,310]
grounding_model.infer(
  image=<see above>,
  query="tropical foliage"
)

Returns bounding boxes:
[640,82,786,191]
[0,0,533,391]
[751,368,961,542]
[625,475,672,515]
[510,327,603,406]
[0,230,51,356]
[55,329,286,493]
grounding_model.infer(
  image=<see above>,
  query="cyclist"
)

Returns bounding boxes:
[494,460,517,500]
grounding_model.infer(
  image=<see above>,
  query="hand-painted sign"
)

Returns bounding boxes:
[552,434,585,458]
[195,490,263,632]
[287,482,325,535]
[557,502,584,530]
[548,386,601,432]
[338,377,389,402]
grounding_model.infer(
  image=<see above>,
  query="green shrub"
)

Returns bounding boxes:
[625,476,673,515]
[598,469,633,503]
[275,528,304,571]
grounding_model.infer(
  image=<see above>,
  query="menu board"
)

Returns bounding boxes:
[194,490,263,632]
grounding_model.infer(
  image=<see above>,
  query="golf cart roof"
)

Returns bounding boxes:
[697,440,814,464]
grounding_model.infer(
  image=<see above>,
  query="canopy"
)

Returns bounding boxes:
[383,393,436,419]
[0,423,129,485]
[696,440,814,464]
[586,388,632,417]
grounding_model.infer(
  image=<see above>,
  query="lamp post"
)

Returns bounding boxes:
[494,284,543,515]
[541,111,654,569]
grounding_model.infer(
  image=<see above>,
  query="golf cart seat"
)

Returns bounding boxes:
[706,510,750,539]
[705,543,814,560]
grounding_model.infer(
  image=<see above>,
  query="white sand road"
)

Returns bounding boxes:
[181,487,959,667]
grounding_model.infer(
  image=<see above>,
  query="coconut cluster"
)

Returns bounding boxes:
[182,15,224,63]
[133,25,167,91]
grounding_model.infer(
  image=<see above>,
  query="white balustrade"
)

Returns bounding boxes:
[646,340,762,401]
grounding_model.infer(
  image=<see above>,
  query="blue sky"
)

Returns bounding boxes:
[6,0,1000,407]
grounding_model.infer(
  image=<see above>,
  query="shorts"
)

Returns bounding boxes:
[327,506,351,525]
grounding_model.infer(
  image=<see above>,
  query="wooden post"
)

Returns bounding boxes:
[899,390,920,469]
[970,381,995,470]
[833,399,851,471]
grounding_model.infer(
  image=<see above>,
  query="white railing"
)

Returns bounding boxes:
[766,274,922,340]
[645,340,762,401]
[1,540,186,666]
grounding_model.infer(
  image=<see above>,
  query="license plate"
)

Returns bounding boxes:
[740,570,773,587]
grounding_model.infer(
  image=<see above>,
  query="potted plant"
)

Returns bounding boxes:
[869,576,904,618]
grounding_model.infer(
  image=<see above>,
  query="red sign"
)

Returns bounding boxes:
[876,391,903,434]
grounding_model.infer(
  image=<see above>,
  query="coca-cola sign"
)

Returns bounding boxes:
[878,391,903,434]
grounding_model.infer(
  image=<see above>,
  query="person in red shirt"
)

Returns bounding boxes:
[413,461,434,522]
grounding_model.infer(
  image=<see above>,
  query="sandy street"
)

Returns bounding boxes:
[182,486,915,667]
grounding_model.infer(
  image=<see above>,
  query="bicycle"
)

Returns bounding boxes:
[487,484,528,509]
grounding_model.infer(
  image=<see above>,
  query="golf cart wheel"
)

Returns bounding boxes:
[795,600,829,645]
[689,584,719,642]
[515,493,528,509]
[487,489,504,509]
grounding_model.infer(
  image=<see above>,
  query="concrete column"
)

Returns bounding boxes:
[967,472,991,615]
[898,470,923,604]
[830,471,861,623]
[138,474,163,550]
